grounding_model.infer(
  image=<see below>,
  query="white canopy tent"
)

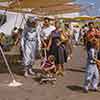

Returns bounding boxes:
[0,10,35,35]
[0,0,81,35]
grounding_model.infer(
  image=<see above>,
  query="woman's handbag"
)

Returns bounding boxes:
[60,32,68,42]
[57,32,69,46]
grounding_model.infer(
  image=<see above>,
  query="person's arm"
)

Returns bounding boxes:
[39,26,48,48]
[47,35,52,51]
[94,58,100,63]
[94,50,100,64]
[14,37,19,46]
[36,24,42,50]
[94,57,100,70]
[41,39,47,47]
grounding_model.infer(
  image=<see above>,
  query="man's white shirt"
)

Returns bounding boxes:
[41,25,56,40]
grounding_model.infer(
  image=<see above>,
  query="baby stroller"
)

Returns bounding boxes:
[39,48,56,84]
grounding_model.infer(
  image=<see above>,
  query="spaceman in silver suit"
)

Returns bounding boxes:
[21,17,39,77]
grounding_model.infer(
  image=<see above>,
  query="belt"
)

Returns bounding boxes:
[89,61,96,64]
[25,38,36,41]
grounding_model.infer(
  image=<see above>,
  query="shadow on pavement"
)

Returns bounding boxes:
[0,61,24,76]
[66,85,83,93]
[66,68,85,73]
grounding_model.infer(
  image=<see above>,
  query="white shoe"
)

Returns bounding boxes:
[24,70,29,77]
[70,54,72,58]
[29,69,35,75]
[83,87,88,93]
[67,56,71,61]
[73,45,76,47]
[92,86,98,92]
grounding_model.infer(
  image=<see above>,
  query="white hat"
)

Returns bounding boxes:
[28,16,37,23]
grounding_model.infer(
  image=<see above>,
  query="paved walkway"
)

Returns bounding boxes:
[0,46,100,100]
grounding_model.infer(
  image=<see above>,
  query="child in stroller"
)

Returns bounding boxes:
[40,55,56,84]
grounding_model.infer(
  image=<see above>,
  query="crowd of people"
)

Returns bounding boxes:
[0,16,100,92]
[21,17,71,78]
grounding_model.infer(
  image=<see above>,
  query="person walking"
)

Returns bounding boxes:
[84,38,99,93]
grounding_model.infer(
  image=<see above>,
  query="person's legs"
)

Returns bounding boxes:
[23,41,31,77]
[56,64,61,75]
[24,65,29,77]
[84,64,94,92]
[69,43,73,57]
[23,41,35,77]
[91,65,99,90]
[56,64,64,76]
[75,32,79,45]
[23,41,31,66]
[67,40,73,60]
[84,73,92,92]
[28,41,36,75]
[61,64,64,72]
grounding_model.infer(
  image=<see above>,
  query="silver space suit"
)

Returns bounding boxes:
[21,18,39,77]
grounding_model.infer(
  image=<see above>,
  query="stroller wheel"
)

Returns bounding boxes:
[39,78,48,84]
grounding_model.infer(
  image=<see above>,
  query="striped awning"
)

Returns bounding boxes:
[0,0,80,15]
[31,3,80,15]
[0,0,9,2]
[73,16,96,21]
[9,0,74,8]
